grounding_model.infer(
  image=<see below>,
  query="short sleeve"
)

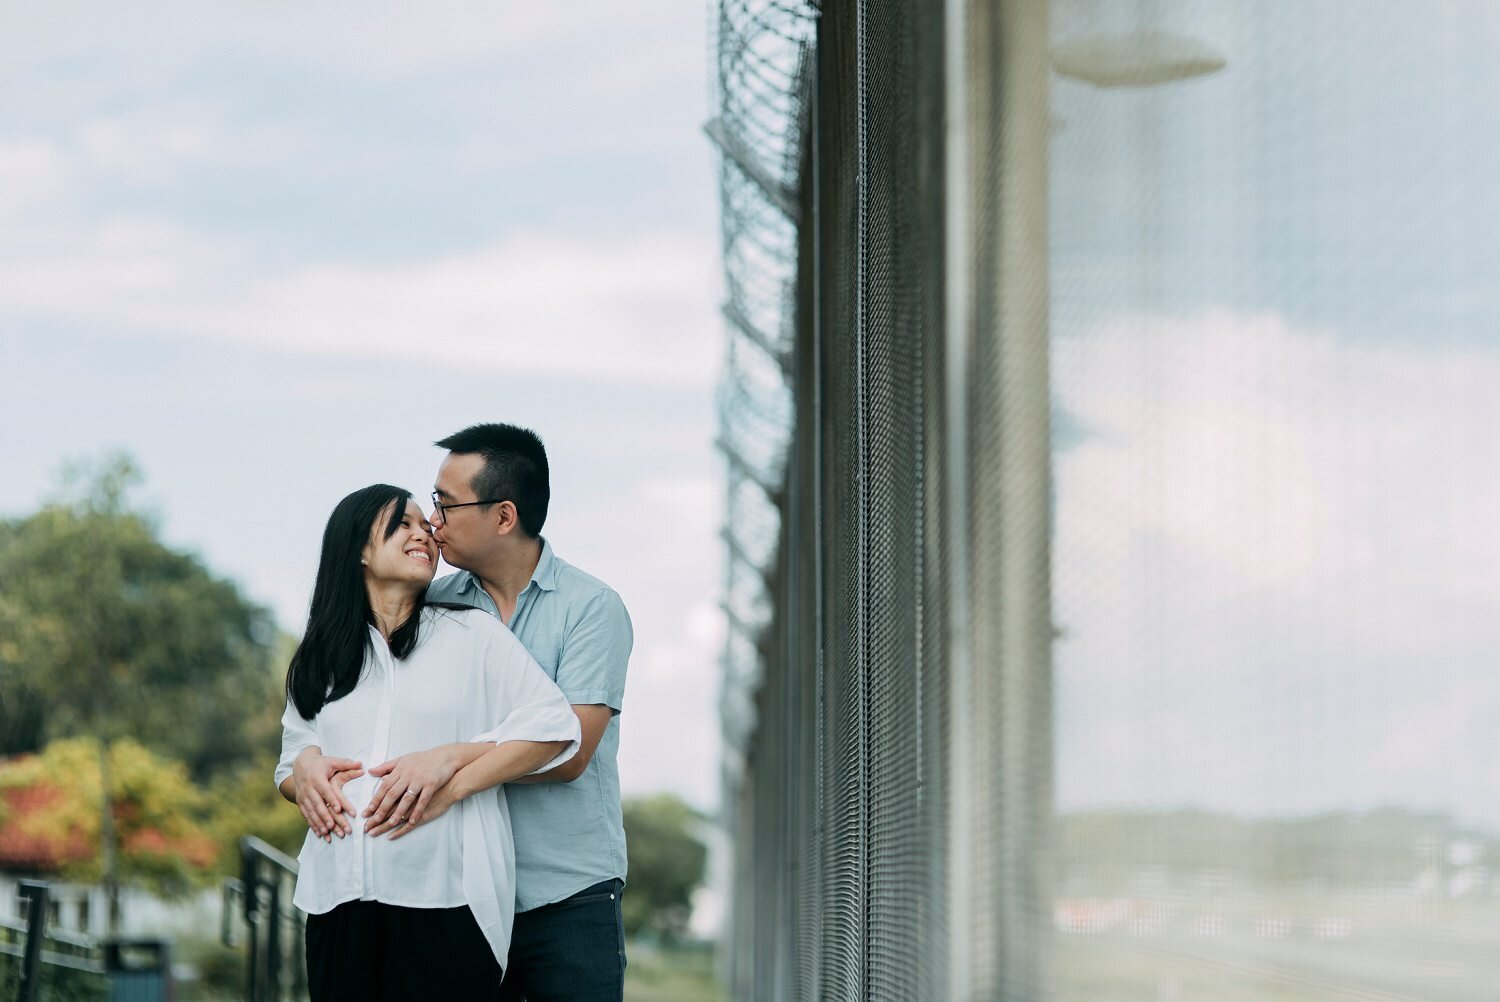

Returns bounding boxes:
[274,698,319,791]
[554,589,633,712]
[468,625,582,773]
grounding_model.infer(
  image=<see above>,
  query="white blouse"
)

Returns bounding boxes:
[275,606,580,964]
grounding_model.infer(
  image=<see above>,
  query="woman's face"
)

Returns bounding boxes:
[361,498,438,589]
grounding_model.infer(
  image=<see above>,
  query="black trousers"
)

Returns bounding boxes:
[305,899,501,1001]
[497,878,626,1002]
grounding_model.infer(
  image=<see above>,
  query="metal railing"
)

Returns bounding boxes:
[0,881,107,1002]
[224,835,305,1002]
[12,882,46,1002]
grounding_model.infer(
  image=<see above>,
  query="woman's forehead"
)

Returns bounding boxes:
[373,495,421,528]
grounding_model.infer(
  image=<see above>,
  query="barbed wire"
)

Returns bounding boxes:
[708,0,817,803]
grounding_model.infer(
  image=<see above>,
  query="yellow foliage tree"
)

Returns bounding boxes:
[203,752,315,873]
[0,738,219,896]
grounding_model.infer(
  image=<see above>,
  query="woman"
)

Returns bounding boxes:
[275,484,579,999]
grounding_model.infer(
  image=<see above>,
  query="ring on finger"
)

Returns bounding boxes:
[402,789,419,798]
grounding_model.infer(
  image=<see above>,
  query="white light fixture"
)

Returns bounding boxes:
[1052,30,1226,88]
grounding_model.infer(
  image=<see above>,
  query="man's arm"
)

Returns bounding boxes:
[450,739,574,796]
[509,703,613,783]
[512,587,631,783]
[369,738,572,838]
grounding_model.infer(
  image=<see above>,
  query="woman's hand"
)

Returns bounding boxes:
[292,747,363,842]
[361,745,465,835]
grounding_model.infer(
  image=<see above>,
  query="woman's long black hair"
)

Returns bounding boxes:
[286,484,433,719]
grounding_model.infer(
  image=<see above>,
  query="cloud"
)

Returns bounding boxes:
[1053,310,1500,824]
[0,222,721,389]
[1,3,711,231]
[0,140,73,218]
[0,3,702,82]
[67,104,318,183]
[245,230,721,386]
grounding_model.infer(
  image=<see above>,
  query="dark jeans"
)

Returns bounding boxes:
[305,899,501,1001]
[497,878,626,1002]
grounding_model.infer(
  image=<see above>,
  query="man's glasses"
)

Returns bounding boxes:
[430,491,507,521]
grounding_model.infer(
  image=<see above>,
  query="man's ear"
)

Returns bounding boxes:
[493,500,520,537]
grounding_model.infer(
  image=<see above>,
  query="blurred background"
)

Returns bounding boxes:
[7,1,1500,1001]
[717,1,1500,1001]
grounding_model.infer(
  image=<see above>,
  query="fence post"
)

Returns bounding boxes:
[266,877,282,1000]
[16,881,49,1002]
[220,878,244,948]
[291,911,307,998]
[240,838,261,1002]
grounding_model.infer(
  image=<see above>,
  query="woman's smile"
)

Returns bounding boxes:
[363,499,439,585]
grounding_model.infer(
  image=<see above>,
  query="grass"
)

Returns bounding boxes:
[624,940,721,1002]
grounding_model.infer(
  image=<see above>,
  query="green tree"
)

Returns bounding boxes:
[622,793,709,943]
[0,454,283,929]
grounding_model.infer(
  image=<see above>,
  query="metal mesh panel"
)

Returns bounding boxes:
[910,7,953,994]
[710,0,816,998]
[860,0,947,997]
[817,56,866,987]
[714,0,954,998]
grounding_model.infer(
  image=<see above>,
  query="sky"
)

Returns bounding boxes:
[1049,0,1500,828]
[0,3,727,814]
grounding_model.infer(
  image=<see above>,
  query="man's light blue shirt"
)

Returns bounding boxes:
[427,539,632,911]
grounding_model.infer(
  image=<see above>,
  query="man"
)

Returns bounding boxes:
[425,423,633,1000]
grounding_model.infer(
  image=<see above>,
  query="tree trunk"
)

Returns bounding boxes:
[98,739,122,936]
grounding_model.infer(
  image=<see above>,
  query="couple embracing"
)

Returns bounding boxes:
[275,423,632,1000]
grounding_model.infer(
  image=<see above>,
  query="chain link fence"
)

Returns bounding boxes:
[710,2,1050,999]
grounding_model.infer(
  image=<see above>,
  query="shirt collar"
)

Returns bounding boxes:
[455,537,557,596]
[531,537,559,593]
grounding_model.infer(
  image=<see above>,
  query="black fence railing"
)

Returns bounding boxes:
[0,880,108,1002]
[224,835,305,1002]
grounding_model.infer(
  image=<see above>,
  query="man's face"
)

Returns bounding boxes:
[431,451,492,570]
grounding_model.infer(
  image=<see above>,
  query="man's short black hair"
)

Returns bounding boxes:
[435,423,550,538]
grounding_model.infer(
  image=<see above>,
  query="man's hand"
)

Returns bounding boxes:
[379,782,460,840]
[361,745,465,834]
[371,736,567,838]
[292,747,363,842]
